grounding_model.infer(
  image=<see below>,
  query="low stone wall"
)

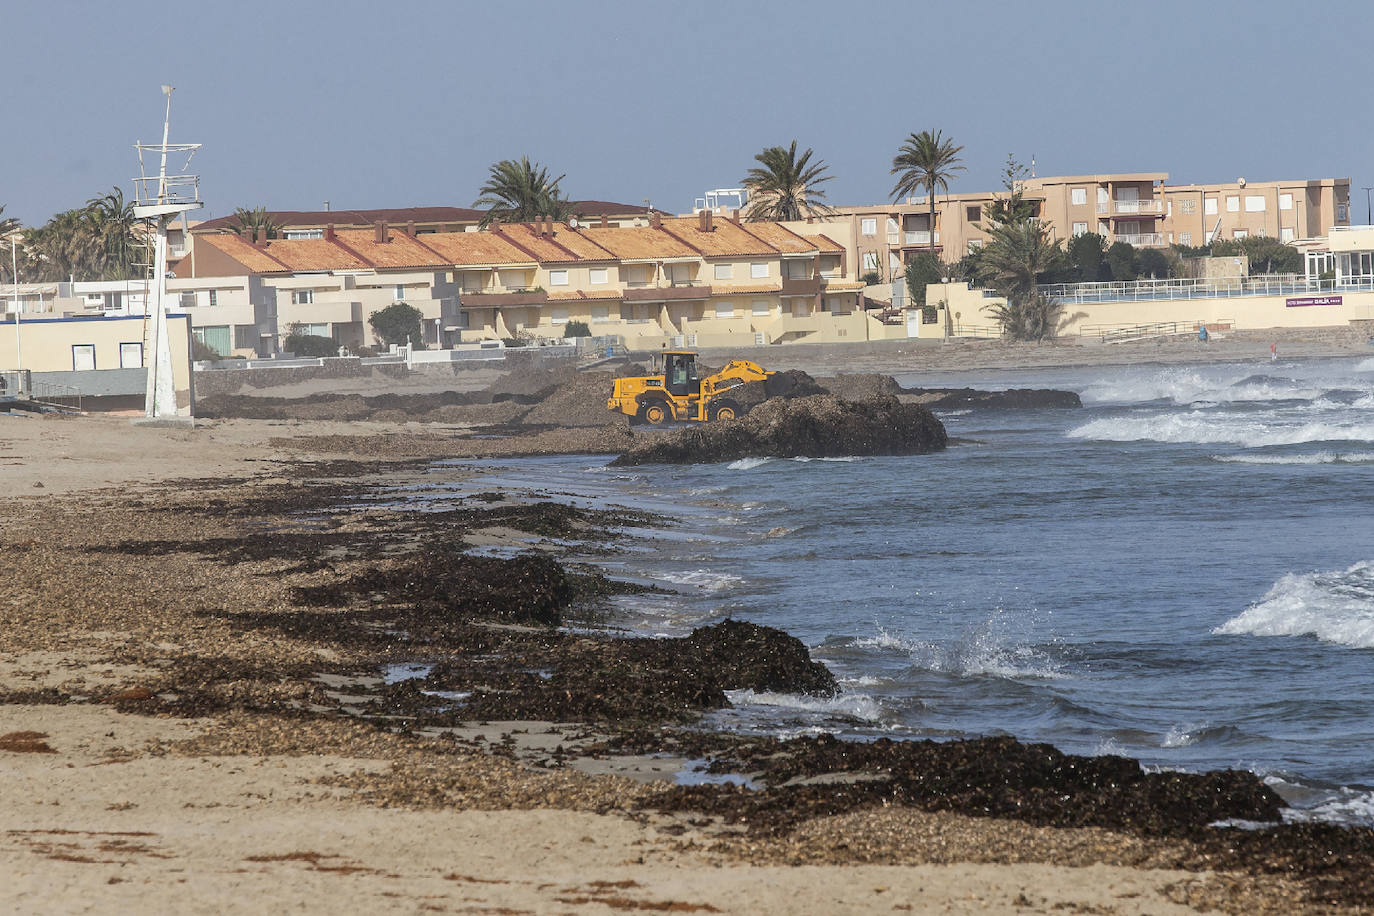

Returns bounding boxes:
[192,349,579,398]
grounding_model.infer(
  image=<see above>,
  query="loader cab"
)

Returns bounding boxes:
[661,350,699,397]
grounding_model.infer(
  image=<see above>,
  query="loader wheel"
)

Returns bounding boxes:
[710,402,739,422]
[640,401,669,426]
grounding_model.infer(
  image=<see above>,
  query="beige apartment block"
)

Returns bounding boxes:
[828,173,1351,282]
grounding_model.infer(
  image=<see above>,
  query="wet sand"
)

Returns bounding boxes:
[2,337,1368,914]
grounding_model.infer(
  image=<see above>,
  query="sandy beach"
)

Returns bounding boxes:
[3,333,1369,914]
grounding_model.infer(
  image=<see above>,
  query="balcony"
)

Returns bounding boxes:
[459,289,549,307]
[1097,199,1165,217]
[622,284,709,302]
[901,230,941,247]
[281,299,363,324]
[1113,232,1166,248]
[781,277,822,296]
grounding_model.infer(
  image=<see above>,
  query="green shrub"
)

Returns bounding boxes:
[562,320,591,338]
[368,302,426,349]
[283,333,339,358]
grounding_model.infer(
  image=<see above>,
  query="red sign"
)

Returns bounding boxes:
[1285,295,1343,307]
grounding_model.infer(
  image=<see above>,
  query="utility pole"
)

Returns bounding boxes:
[1363,187,1372,226]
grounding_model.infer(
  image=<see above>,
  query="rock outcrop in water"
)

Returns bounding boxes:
[914,387,1082,409]
[610,394,947,466]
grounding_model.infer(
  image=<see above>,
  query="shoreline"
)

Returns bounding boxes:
[4,349,1373,913]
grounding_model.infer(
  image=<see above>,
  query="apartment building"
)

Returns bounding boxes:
[828,173,1351,281]
[180,211,880,353]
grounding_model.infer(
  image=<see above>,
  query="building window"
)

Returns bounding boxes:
[1279,193,1294,211]
[714,263,733,280]
[1233,229,1248,239]
[1180,199,1196,214]
[886,217,899,235]
[208,290,218,307]
[591,304,610,322]
[72,344,96,371]
[861,251,878,271]
[965,205,981,222]
[393,284,405,300]
[292,289,314,305]
[1226,196,1240,212]
[589,268,608,285]
[285,229,323,240]
[1072,222,1088,236]
[1205,197,1218,215]
[1179,232,1192,246]
[668,263,691,284]
[234,325,256,350]
[179,291,198,309]
[967,239,983,252]
[785,260,809,280]
[548,270,569,286]
[752,300,769,316]
[1071,187,1087,206]
[714,301,734,318]
[456,311,470,329]
[750,262,768,279]
[1337,203,1349,221]
[1280,227,1295,243]
[119,342,143,369]
[551,307,569,324]
[1245,195,1266,212]
[860,217,876,235]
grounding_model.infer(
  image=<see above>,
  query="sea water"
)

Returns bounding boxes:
[423,354,1374,826]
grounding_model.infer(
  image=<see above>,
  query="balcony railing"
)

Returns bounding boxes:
[1113,232,1166,248]
[1041,274,1366,305]
[902,231,940,246]
[1097,199,1165,216]
[458,289,549,307]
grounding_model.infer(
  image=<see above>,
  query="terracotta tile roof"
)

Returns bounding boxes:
[533,227,618,262]
[738,221,819,254]
[495,224,605,263]
[710,284,782,296]
[264,238,372,272]
[196,234,290,273]
[547,289,623,300]
[659,217,777,258]
[331,230,449,270]
[576,225,700,260]
[570,200,654,217]
[418,231,537,268]
[193,206,484,233]
[811,233,845,253]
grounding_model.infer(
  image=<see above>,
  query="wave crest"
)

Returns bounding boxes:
[1214,561,1374,648]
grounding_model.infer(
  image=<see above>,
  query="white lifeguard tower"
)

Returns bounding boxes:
[132,85,201,422]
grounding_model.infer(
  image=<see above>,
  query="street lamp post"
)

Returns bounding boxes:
[9,236,19,386]
[1363,187,1372,226]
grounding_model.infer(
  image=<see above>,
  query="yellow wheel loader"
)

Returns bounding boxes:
[607,350,773,425]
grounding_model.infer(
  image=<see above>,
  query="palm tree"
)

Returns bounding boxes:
[0,205,20,283]
[85,187,141,280]
[741,141,836,222]
[473,157,571,227]
[226,206,284,241]
[0,204,18,238]
[890,129,964,248]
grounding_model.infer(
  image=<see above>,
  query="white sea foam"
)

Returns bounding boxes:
[1069,412,1374,447]
[1270,778,1374,827]
[1355,357,1374,373]
[1161,723,1207,748]
[1080,366,1329,407]
[657,569,743,592]
[726,457,774,470]
[1211,451,1374,465]
[789,456,862,463]
[725,688,884,722]
[1093,737,1129,757]
[855,622,1065,680]
[1213,561,1374,648]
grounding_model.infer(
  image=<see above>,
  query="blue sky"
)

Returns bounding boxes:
[5,0,1373,225]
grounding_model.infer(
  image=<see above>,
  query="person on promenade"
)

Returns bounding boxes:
[1198,323,1209,343]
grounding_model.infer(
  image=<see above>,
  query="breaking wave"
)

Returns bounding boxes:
[855,622,1065,680]
[1211,451,1374,465]
[1213,561,1374,648]
[724,688,883,722]
[1069,412,1374,447]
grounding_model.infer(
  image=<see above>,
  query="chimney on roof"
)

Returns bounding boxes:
[325,224,335,241]
[491,218,501,233]
[649,211,661,229]
[698,209,709,232]
[375,220,387,243]
[600,215,609,229]
[406,220,416,236]
[547,216,556,237]
[730,209,741,226]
